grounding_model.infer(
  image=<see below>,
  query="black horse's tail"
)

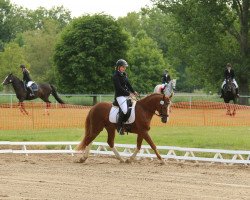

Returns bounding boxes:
[50,85,65,104]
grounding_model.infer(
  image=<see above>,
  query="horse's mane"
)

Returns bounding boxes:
[138,93,162,105]
[10,74,23,84]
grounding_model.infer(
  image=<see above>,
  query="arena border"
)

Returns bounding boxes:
[0,141,249,165]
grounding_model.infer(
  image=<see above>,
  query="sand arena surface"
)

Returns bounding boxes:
[0,154,249,200]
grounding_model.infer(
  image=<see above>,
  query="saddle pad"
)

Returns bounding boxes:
[31,83,39,91]
[109,105,136,124]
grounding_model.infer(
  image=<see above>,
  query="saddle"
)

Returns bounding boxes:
[30,82,39,91]
[109,99,136,125]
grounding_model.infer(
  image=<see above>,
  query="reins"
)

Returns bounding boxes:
[154,94,167,118]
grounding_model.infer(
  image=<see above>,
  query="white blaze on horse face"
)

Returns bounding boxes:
[167,102,170,116]
[2,76,10,85]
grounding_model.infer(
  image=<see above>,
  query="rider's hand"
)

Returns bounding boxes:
[129,93,135,98]
[134,91,139,96]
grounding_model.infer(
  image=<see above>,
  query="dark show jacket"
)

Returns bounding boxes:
[113,70,135,98]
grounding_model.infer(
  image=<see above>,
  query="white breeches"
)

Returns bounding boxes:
[27,81,34,87]
[221,79,238,88]
[116,96,129,114]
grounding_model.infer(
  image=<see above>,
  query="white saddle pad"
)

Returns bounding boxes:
[109,103,136,124]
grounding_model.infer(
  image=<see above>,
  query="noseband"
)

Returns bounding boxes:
[155,95,170,118]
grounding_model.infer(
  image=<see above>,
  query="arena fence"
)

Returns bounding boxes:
[0,141,249,165]
[0,101,250,130]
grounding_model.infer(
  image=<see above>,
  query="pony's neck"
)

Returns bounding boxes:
[11,77,25,93]
[139,93,161,116]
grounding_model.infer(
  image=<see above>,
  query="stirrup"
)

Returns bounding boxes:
[117,127,124,135]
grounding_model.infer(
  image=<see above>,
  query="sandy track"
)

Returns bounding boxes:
[0,154,249,200]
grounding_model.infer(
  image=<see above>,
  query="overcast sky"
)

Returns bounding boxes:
[10,0,153,18]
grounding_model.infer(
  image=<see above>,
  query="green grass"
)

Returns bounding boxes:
[0,126,249,150]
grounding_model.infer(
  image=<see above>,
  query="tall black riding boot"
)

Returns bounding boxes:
[117,111,125,135]
[220,89,224,98]
[236,88,239,97]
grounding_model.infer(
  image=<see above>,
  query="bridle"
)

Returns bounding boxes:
[154,94,170,118]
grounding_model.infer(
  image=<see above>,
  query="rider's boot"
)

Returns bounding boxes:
[117,111,125,135]
[28,86,35,96]
[236,88,240,97]
[220,89,224,98]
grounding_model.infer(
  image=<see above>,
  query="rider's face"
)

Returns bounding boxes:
[119,66,126,73]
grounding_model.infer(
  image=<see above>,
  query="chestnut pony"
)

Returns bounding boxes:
[77,93,172,164]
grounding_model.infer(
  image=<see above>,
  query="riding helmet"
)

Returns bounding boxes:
[163,69,168,74]
[116,59,128,67]
[20,64,25,68]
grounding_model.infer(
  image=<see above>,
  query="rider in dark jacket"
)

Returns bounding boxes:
[220,63,239,98]
[20,64,34,96]
[161,69,171,92]
[113,59,138,135]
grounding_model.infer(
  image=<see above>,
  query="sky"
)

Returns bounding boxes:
[10,0,153,18]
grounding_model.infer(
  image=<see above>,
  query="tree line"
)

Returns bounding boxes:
[0,0,249,104]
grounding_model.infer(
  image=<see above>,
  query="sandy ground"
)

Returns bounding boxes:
[0,154,249,200]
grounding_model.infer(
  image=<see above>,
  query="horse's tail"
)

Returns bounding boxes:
[77,111,91,151]
[50,85,65,104]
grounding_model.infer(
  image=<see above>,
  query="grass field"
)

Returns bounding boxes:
[0,126,249,150]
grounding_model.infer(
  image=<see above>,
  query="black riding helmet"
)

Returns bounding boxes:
[116,59,128,68]
[20,64,25,68]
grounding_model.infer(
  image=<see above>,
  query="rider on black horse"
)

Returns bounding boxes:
[220,63,239,98]
[20,64,35,96]
[113,59,138,135]
[161,69,171,93]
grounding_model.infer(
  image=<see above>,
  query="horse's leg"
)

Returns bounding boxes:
[226,103,231,115]
[126,135,143,163]
[142,132,165,164]
[78,134,98,163]
[232,99,236,116]
[18,102,25,115]
[106,125,124,163]
[45,102,51,116]
[19,102,28,115]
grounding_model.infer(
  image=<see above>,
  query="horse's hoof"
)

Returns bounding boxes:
[119,159,125,163]
[77,158,87,163]
[160,160,166,165]
[125,159,132,163]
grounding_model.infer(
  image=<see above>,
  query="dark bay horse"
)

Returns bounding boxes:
[222,78,237,116]
[2,73,64,115]
[77,93,172,164]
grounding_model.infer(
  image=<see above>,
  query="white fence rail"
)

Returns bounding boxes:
[0,141,249,165]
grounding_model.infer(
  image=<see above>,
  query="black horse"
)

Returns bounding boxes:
[2,73,65,115]
[222,78,237,116]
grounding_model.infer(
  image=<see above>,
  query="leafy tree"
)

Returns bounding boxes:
[117,12,143,37]
[0,0,71,51]
[54,14,129,93]
[118,8,185,91]
[127,31,173,93]
[27,6,71,30]
[21,19,62,84]
[0,42,28,91]
[156,0,250,100]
